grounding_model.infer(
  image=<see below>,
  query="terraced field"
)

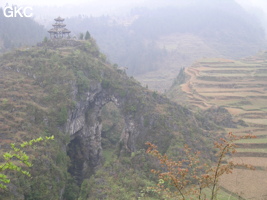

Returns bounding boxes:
[170,54,267,199]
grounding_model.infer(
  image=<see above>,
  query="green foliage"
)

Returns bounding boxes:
[119,90,127,97]
[124,104,137,113]
[84,31,91,40]
[101,79,110,89]
[43,37,48,43]
[0,38,105,199]
[63,176,80,200]
[76,70,90,93]
[0,136,54,189]
[78,179,91,200]
[152,91,158,99]
[1,99,8,105]
[0,38,230,200]
[79,33,84,40]
[21,139,69,200]
[77,147,161,200]
[57,106,68,125]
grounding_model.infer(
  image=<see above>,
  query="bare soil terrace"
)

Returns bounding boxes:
[171,53,267,199]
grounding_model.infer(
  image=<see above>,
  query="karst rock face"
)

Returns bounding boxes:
[0,39,150,187]
[0,39,232,198]
[65,81,141,183]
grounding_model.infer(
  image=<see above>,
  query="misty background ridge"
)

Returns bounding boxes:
[1,0,267,91]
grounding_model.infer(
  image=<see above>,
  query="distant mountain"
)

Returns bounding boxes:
[130,0,265,57]
[0,8,47,52]
[65,0,266,91]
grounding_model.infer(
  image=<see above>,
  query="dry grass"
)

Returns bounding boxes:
[243,118,267,125]
[235,138,267,144]
[237,148,267,153]
[230,157,267,167]
[225,107,245,115]
[220,169,267,200]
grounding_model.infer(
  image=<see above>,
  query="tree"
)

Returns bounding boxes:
[0,136,54,190]
[43,36,48,43]
[145,132,255,200]
[3,34,12,49]
[84,31,91,40]
[79,33,84,40]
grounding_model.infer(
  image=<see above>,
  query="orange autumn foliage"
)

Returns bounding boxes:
[145,132,256,200]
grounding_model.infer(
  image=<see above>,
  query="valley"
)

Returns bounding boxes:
[168,54,267,199]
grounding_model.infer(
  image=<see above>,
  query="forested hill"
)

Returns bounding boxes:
[0,39,239,199]
[0,8,47,52]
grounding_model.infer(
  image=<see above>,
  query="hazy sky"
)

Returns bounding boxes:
[1,0,267,7]
[1,0,267,17]
[236,0,267,8]
[2,0,151,7]
[0,0,192,17]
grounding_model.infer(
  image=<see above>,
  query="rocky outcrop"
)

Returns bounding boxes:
[63,74,216,184]
[65,82,141,184]
[0,40,228,199]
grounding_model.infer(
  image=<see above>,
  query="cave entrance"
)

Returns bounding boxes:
[67,130,89,185]
[66,101,125,185]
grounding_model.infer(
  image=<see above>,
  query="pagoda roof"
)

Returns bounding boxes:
[54,16,64,21]
[52,23,66,27]
[62,28,71,33]
[48,28,71,33]
[48,28,57,33]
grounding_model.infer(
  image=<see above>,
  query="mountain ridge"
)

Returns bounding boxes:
[0,39,236,199]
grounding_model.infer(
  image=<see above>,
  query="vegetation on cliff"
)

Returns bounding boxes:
[0,38,240,199]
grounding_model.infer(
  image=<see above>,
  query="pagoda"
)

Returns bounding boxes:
[48,16,71,39]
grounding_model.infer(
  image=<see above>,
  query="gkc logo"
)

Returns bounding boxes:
[3,6,33,17]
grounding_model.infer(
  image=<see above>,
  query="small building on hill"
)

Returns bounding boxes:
[48,16,71,39]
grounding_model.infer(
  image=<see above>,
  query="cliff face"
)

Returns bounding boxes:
[0,39,226,199]
[64,72,172,184]
[65,80,142,183]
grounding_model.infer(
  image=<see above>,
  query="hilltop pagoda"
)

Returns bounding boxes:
[48,16,71,39]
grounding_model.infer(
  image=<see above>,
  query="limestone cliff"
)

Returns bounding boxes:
[0,39,225,199]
